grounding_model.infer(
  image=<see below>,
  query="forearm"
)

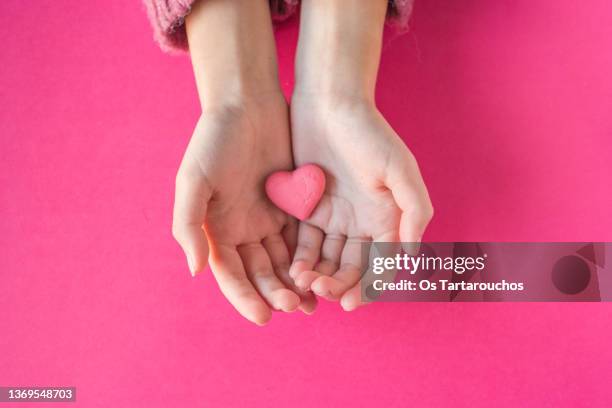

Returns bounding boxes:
[186,0,281,109]
[294,0,388,104]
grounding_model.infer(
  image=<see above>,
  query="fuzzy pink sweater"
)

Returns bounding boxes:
[144,0,414,52]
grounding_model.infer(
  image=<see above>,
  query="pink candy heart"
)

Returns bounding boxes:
[265,164,326,221]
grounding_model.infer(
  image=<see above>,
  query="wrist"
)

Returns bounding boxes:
[294,0,387,103]
[186,0,281,109]
[200,90,287,122]
[290,91,380,139]
[291,89,376,113]
[198,76,282,111]
[293,71,376,106]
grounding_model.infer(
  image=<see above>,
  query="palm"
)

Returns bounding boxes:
[295,115,402,241]
[196,113,289,246]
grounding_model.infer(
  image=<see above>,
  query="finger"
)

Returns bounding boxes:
[316,234,346,275]
[341,232,401,312]
[311,237,369,300]
[282,218,298,259]
[385,151,434,243]
[238,243,301,313]
[172,161,212,276]
[288,223,324,287]
[340,283,362,312]
[208,245,272,325]
[294,233,346,292]
[262,234,318,315]
[340,278,387,312]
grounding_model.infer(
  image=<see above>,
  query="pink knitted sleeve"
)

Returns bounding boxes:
[388,0,415,28]
[143,0,414,53]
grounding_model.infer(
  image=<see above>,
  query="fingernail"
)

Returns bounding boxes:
[186,252,196,277]
[341,298,356,312]
[295,278,311,292]
[312,287,326,297]
[297,285,311,293]
[301,306,316,315]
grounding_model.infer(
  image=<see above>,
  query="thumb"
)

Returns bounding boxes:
[172,163,212,276]
[385,149,434,244]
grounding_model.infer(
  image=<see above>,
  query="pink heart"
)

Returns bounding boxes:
[265,164,326,221]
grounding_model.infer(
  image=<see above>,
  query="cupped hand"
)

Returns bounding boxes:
[289,95,434,311]
[172,94,316,325]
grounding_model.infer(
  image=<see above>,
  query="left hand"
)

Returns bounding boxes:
[288,95,434,311]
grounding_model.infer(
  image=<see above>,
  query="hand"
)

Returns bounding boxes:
[288,95,434,311]
[288,0,432,311]
[173,95,316,325]
[174,0,316,324]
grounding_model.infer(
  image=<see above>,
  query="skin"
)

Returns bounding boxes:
[174,0,315,326]
[173,0,433,324]
[289,0,434,311]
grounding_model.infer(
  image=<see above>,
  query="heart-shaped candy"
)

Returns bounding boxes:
[265,164,326,221]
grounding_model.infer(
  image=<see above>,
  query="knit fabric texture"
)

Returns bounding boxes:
[143,0,414,52]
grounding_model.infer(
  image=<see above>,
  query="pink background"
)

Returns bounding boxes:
[1,0,612,406]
